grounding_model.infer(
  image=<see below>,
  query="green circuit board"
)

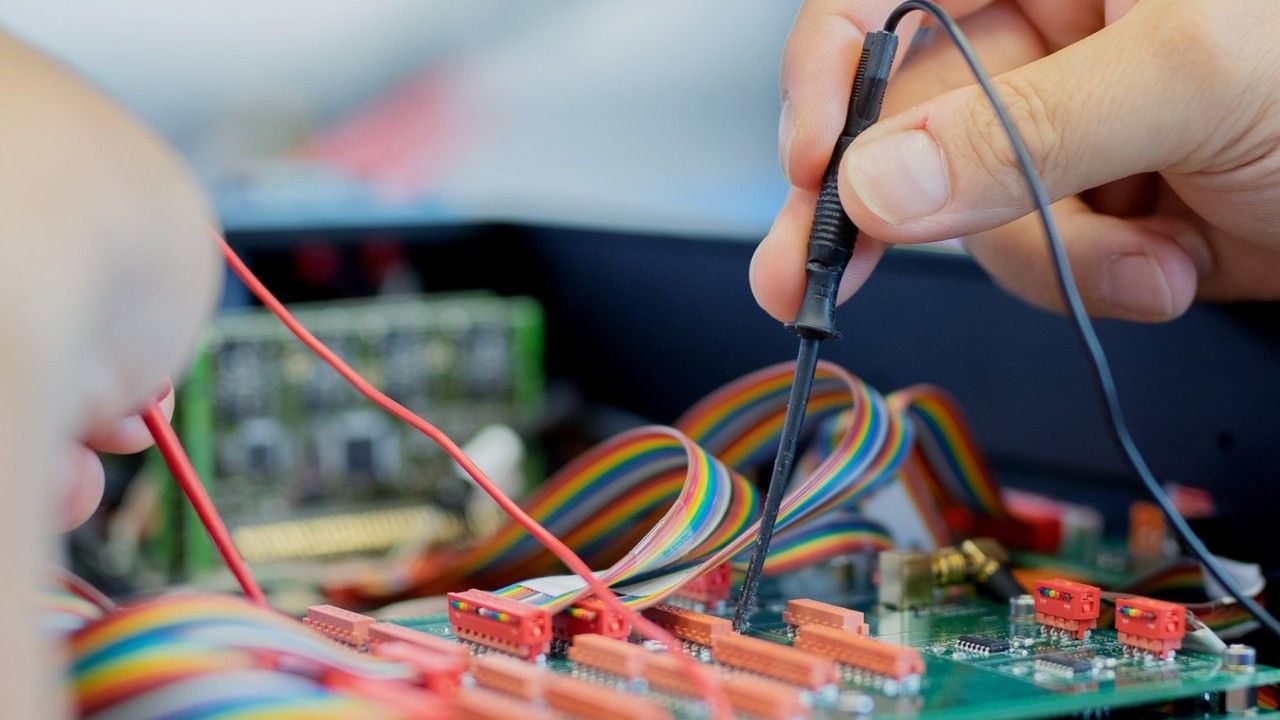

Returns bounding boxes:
[389,597,1279,719]
[150,292,544,578]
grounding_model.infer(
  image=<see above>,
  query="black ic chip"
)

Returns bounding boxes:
[1034,653,1094,675]
[956,634,1010,654]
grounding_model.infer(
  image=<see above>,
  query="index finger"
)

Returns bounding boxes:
[82,382,175,455]
[781,0,994,189]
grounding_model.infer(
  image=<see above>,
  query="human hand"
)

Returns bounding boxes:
[0,29,219,486]
[57,384,176,531]
[0,32,219,520]
[751,0,1280,323]
[0,30,219,719]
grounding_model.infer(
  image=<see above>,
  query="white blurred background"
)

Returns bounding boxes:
[1,1,800,236]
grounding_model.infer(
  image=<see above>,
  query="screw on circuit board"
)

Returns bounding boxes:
[1009,594,1036,621]
[1225,644,1258,670]
[1222,643,1258,715]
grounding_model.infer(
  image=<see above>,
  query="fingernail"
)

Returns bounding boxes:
[1099,253,1173,319]
[1173,231,1213,276]
[845,129,949,225]
[836,262,862,302]
[779,99,795,185]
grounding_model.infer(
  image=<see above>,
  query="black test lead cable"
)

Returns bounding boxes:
[733,30,900,632]
[879,0,1280,640]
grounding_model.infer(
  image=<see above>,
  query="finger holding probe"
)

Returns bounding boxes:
[733,30,899,632]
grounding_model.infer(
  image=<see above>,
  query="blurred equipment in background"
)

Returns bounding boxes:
[148,293,543,581]
[0,0,796,237]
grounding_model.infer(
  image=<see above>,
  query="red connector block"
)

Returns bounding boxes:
[1115,596,1185,660]
[447,590,551,661]
[672,563,732,611]
[370,640,468,697]
[323,673,456,720]
[793,624,924,681]
[642,603,732,648]
[1033,579,1100,640]
[782,598,869,635]
[552,598,630,645]
[305,604,376,647]
[367,623,473,667]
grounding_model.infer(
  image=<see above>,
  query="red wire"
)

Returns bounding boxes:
[141,403,268,607]
[55,567,117,612]
[217,234,730,719]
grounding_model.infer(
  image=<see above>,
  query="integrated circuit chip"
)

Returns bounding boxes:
[1033,653,1094,677]
[956,634,1010,655]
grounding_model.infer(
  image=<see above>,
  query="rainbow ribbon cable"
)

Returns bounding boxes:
[330,361,927,608]
[1260,685,1279,713]
[489,426,755,612]
[365,425,760,602]
[1125,561,1262,638]
[745,509,893,576]
[69,594,409,720]
[678,363,910,536]
[750,407,899,573]
[1125,560,1208,598]
[493,361,912,609]
[890,385,1008,519]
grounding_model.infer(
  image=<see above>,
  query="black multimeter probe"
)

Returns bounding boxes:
[733,30,899,632]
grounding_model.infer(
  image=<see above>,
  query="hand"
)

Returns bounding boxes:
[752,0,1280,323]
[57,384,176,531]
[0,31,219,473]
[1,31,219,718]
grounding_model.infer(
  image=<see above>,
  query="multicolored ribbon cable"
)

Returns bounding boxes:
[889,385,1008,519]
[331,361,922,608]
[494,361,912,609]
[70,594,409,720]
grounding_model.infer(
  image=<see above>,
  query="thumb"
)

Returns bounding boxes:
[836,2,1237,243]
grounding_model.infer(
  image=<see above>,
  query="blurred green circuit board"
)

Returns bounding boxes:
[390,598,1279,719]
[150,292,544,577]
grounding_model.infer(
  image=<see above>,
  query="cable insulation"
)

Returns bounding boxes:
[141,404,267,607]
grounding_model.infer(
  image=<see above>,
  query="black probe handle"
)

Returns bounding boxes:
[787,31,898,340]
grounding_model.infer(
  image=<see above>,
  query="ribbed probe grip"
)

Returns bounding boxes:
[806,136,856,269]
[787,30,898,340]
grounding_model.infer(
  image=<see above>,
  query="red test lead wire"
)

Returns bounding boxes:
[141,403,268,607]
[216,234,730,719]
